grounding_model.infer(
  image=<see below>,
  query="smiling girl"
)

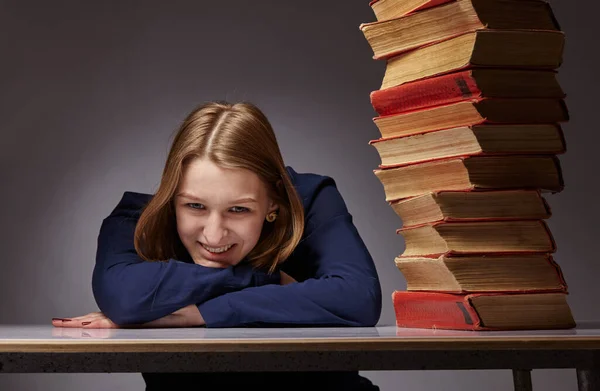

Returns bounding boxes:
[52,101,382,390]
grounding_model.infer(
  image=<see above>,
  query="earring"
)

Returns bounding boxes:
[266,211,277,223]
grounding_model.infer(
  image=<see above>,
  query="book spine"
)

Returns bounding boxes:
[397,220,556,255]
[392,291,486,330]
[546,255,569,292]
[371,70,482,116]
[374,153,470,170]
[556,124,568,155]
[551,155,565,192]
[369,0,453,15]
[372,98,487,139]
[540,192,553,216]
[399,215,551,228]
[376,151,565,170]
[545,1,562,30]
[396,218,551,232]
[410,0,454,14]
[539,220,557,252]
[395,252,568,294]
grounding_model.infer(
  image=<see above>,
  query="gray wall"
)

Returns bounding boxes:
[1,0,597,390]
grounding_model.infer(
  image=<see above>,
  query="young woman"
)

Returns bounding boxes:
[52,101,382,390]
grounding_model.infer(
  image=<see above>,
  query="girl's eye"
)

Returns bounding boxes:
[230,206,249,213]
[187,203,205,210]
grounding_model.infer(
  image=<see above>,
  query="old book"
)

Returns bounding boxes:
[371,69,565,116]
[394,253,566,292]
[381,29,564,87]
[390,190,551,227]
[373,98,568,139]
[392,291,576,330]
[369,0,452,21]
[374,155,563,201]
[370,124,565,168]
[397,220,556,256]
[360,0,560,60]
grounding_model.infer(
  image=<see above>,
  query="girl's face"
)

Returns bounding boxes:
[174,157,278,268]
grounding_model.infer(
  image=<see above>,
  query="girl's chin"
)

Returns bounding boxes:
[193,259,230,268]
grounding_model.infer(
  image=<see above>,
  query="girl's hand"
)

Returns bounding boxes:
[52,312,118,329]
[52,304,205,329]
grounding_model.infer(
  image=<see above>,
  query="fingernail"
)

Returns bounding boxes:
[82,322,91,326]
[52,318,72,322]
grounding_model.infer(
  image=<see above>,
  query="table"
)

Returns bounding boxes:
[1,323,599,391]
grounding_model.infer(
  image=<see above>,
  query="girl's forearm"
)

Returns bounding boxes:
[140,304,205,328]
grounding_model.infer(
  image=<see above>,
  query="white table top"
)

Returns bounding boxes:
[1,323,599,353]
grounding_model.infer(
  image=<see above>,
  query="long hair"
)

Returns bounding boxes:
[133,101,305,273]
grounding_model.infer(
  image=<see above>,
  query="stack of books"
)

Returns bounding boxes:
[360,0,576,330]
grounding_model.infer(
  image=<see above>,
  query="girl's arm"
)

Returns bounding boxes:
[55,272,296,329]
[196,179,383,327]
[91,192,280,325]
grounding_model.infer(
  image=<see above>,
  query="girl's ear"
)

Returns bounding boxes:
[267,199,279,214]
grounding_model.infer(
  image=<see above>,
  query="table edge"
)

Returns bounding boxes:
[2,336,600,353]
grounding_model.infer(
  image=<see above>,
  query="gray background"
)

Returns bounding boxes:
[1,0,597,390]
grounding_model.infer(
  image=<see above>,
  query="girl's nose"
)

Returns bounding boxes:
[203,214,228,246]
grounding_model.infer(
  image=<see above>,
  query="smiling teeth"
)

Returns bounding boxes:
[202,244,234,253]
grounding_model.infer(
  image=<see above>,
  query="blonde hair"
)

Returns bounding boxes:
[133,101,305,273]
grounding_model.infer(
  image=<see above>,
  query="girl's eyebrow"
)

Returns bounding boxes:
[231,197,258,204]
[176,192,257,204]
[176,192,201,200]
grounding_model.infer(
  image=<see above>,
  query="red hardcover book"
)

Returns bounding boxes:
[370,69,565,117]
[392,291,576,330]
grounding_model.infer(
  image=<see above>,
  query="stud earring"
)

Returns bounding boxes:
[266,211,277,223]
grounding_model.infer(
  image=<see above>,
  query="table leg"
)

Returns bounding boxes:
[577,369,600,391]
[513,369,533,391]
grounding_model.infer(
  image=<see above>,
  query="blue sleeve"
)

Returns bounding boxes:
[197,180,382,327]
[91,193,280,325]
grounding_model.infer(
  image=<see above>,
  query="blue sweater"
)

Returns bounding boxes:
[91,166,382,328]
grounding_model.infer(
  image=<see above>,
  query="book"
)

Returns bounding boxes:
[369,0,453,21]
[374,155,564,201]
[371,69,565,116]
[394,253,566,292]
[390,190,551,227]
[381,29,564,87]
[360,0,560,60]
[397,220,556,256]
[373,98,568,139]
[392,291,576,330]
[370,124,566,168]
